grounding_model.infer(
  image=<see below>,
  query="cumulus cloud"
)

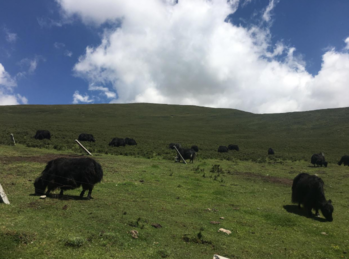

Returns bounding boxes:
[0,63,28,105]
[57,0,349,113]
[54,42,65,49]
[72,91,93,104]
[17,56,45,79]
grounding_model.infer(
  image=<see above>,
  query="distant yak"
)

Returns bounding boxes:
[34,130,51,140]
[292,173,333,221]
[78,133,95,142]
[169,143,181,150]
[176,148,196,163]
[109,138,125,147]
[268,148,275,155]
[191,145,199,152]
[34,157,103,199]
[338,155,349,166]
[125,138,137,145]
[218,146,228,153]
[228,144,239,151]
[311,153,327,167]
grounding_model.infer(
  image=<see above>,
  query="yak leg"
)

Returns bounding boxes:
[315,208,320,217]
[79,189,86,198]
[86,187,94,200]
[59,189,64,198]
[298,203,301,209]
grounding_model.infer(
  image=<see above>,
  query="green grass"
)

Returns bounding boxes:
[1,103,349,258]
[1,144,349,259]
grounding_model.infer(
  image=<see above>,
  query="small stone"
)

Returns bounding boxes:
[321,232,328,235]
[207,208,212,211]
[218,228,231,235]
[130,230,139,239]
[40,195,46,199]
[220,217,225,220]
[210,221,220,225]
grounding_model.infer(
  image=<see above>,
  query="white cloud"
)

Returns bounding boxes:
[64,50,73,57]
[0,63,28,105]
[88,85,116,98]
[72,91,93,104]
[54,42,65,49]
[57,0,349,113]
[345,37,349,50]
[3,27,17,43]
[17,56,45,78]
[262,0,279,23]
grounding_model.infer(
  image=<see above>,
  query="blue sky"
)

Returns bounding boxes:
[0,0,349,113]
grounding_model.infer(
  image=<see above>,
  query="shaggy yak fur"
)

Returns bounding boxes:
[176,148,196,163]
[311,153,328,167]
[109,137,126,147]
[268,148,275,155]
[34,157,103,199]
[169,143,181,150]
[218,146,228,153]
[191,145,199,152]
[228,144,239,151]
[78,133,95,142]
[34,130,51,140]
[338,155,349,166]
[292,173,333,221]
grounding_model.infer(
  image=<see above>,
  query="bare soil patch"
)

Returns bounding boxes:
[232,171,292,186]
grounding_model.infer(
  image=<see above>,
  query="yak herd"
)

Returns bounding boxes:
[32,129,349,222]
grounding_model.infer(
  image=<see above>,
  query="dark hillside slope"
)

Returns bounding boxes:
[0,103,348,162]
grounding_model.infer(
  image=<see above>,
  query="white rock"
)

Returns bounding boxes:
[218,228,231,235]
[40,195,46,199]
[213,254,230,259]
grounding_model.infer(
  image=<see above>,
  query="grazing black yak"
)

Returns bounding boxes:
[34,157,103,199]
[125,138,137,145]
[292,173,333,221]
[338,155,349,166]
[176,148,196,163]
[109,138,125,147]
[34,130,51,140]
[191,145,199,152]
[169,143,181,150]
[228,144,239,151]
[218,146,228,153]
[311,153,327,167]
[268,148,275,155]
[78,133,95,142]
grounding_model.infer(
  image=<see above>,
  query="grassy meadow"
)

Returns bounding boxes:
[1,104,349,258]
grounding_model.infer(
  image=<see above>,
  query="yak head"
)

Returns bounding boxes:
[34,177,46,195]
[321,199,333,222]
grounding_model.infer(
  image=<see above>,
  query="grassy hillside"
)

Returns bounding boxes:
[1,103,349,163]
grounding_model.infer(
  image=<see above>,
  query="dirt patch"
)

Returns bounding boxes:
[232,171,292,186]
[0,154,84,164]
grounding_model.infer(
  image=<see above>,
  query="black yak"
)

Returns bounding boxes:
[228,144,239,151]
[338,155,349,166]
[109,138,125,147]
[218,146,228,153]
[34,157,103,199]
[292,173,333,221]
[34,130,51,140]
[268,148,275,155]
[191,145,199,152]
[125,138,137,145]
[78,133,95,142]
[169,143,181,150]
[311,153,327,167]
[176,148,196,163]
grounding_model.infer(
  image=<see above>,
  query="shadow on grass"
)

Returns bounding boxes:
[283,205,327,222]
[29,193,90,200]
